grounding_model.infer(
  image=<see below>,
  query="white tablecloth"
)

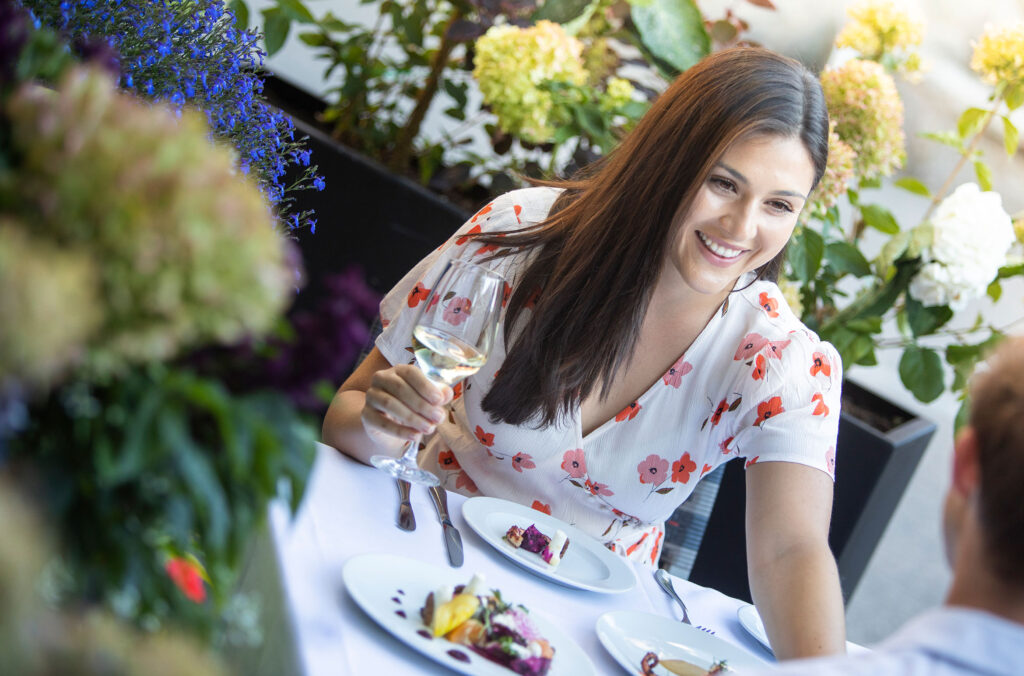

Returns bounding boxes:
[267,442,778,675]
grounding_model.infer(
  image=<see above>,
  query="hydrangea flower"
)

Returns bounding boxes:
[599,76,635,112]
[19,0,323,234]
[834,0,924,78]
[805,122,857,220]
[970,22,1024,88]
[820,59,906,181]
[473,20,587,143]
[908,183,1015,308]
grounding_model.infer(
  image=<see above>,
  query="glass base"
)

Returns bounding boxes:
[370,454,440,487]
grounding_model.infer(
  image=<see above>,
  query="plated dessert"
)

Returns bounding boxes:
[504,523,570,568]
[420,572,556,676]
[640,651,731,675]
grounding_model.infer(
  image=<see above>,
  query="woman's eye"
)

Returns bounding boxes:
[710,176,736,192]
[767,200,794,213]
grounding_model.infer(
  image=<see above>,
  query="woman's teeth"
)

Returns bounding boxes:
[698,231,743,259]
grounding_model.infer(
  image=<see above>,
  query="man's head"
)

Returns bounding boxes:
[944,336,1024,586]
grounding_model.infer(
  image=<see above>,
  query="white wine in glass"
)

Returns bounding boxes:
[371,259,506,486]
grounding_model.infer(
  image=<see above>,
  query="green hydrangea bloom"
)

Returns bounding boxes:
[473,20,588,143]
[820,59,906,181]
[970,23,1024,88]
[0,68,292,377]
[805,123,857,220]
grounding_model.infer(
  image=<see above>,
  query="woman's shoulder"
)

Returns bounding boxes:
[467,187,562,232]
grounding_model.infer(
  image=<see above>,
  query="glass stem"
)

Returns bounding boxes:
[399,438,420,466]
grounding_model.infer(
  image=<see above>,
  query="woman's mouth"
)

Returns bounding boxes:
[697,231,745,260]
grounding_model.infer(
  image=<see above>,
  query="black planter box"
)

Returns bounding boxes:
[688,378,937,604]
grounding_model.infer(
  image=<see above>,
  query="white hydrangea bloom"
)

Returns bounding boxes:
[908,183,1014,309]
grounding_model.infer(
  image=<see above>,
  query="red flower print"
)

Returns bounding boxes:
[525,286,541,309]
[637,454,669,486]
[752,354,766,380]
[165,556,206,603]
[426,294,440,313]
[438,449,461,471]
[513,203,523,223]
[745,456,760,469]
[475,426,494,447]
[585,479,614,496]
[812,393,829,416]
[754,396,784,426]
[531,500,551,515]
[649,529,663,566]
[662,356,693,388]
[765,338,791,360]
[810,351,832,377]
[455,223,482,245]
[456,470,478,493]
[407,282,430,308]
[671,452,697,483]
[701,463,713,477]
[826,446,836,476]
[501,281,512,307]
[626,531,649,557]
[561,448,586,478]
[734,333,769,361]
[720,436,734,454]
[710,398,728,426]
[615,401,641,422]
[443,297,472,325]
[452,382,464,400]
[470,203,492,223]
[511,452,536,473]
[759,292,780,318]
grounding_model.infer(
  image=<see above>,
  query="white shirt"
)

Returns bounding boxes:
[748,606,1024,676]
[376,187,842,566]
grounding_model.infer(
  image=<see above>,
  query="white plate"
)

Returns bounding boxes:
[461,496,637,594]
[343,553,596,676]
[597,610,769,675]
[737,604,869,656]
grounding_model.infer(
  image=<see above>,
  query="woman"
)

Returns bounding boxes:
[324,47,846,658]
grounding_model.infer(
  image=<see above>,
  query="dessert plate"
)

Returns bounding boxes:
[461,496,636,593]
[343,553,596,676]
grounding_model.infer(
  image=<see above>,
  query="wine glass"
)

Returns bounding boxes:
[371,259,506,486]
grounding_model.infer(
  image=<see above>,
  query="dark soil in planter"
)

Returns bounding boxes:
[840,382,913,433]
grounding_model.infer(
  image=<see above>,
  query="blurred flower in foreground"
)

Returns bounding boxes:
[820,58,906,181]
[835,0,924,78]
[0,67,293,377]
[600,76,635,112]
[805,122,857,220]
[474,20,587,143]
[970,22,1024,88]
[777,277,804,318]
[908,183,1015,309]
[165,555,208,604]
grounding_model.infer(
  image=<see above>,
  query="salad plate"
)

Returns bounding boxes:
[596,610,769,675]
[461,496,636,593]
[343,553,596,676]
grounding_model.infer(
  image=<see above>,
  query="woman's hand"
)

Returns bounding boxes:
[323,347,452,465]
[362,362,452,443]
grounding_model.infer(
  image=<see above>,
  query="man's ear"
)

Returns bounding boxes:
[952,425,982,498]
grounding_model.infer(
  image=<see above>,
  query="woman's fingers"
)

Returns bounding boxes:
[364,365,450,439]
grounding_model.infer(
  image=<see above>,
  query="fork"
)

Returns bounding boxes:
[396,479,415,531]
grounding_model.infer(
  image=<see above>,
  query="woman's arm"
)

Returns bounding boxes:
[745,461,846,660]
[322,347,451,465]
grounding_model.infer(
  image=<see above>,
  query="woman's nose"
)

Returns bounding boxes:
[720,200,759,240]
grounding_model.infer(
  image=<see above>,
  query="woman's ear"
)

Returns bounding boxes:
[951,425,982,498]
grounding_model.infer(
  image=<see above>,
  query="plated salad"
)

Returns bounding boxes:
[420,573,555,676]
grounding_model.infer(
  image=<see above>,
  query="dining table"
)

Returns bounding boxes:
[252,441,820,675]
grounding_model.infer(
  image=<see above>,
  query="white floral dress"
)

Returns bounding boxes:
[376,187,843,567]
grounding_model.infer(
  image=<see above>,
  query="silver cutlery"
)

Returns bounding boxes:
[396,479,415,531]
[428,485,464,567]
[654,568,692,625]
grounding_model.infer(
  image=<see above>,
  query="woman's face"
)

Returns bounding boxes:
[667,133,815,298]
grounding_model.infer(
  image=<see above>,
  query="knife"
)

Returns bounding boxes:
[428,485,464,567]
[396,479,415,532]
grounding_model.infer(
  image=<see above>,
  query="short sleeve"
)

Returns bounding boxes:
[727,330,843,480]
[375,188,558,367]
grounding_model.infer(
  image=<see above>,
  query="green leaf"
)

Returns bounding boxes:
[532,0,596,24]
[987,279,1002,302]
[893,177,931,197]
[919,130,962,150]
[1006,83,1024,111]
[875,229,911,279]
[899,346,945,403]
[629,0,710,73]
[974,159,993,191]
[787,227,824,283]
[262,7,291,56]
[825,241,871,277]
[1003,115,1020,156]
[845,317,883,334]
[571,104,606,141]
[860,204,900,234]
[905,295,953,337]
[957,107,988,139]
[998,263,1024,279]
[228,0,249,30]
[277,0,316,23]
[954,398,970,433]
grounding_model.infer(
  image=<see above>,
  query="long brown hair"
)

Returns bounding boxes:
[477,47,830,428]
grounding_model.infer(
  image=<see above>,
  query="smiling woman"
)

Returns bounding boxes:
[323,47,845,661]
